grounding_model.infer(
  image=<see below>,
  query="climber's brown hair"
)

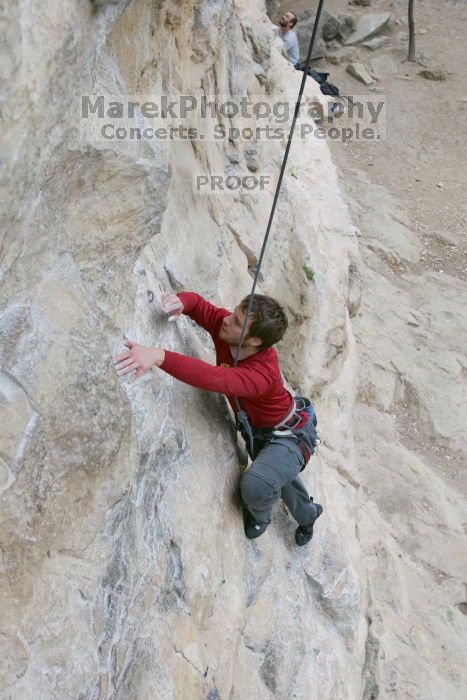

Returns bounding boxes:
[240,294,288,350]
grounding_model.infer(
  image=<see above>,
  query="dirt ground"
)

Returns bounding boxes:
[277,0,467,279]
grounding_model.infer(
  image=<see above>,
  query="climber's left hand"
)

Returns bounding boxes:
[113,340,165,380]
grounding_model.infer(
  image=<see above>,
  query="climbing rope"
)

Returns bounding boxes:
[233,0,327,455]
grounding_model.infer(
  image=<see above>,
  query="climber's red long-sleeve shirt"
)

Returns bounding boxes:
[159,292,293,428]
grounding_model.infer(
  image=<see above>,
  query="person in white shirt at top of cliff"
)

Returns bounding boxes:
[279,11,299,66]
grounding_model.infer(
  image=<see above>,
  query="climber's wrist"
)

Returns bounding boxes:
[152,347,165,367]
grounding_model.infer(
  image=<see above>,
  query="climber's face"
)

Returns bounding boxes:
[280,12,295,30]
[219,305,262,349]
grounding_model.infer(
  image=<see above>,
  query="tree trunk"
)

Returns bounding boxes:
[408,0,416,61]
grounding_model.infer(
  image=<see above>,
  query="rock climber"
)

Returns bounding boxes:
[279,11,299,66]
[113,291,323,545]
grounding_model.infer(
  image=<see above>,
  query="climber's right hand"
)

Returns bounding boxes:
[161,292,183,322]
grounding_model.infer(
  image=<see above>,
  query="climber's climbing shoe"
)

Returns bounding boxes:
[295,503,323,546]
[244,510,269,539]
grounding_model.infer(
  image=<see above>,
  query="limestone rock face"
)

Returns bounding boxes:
[338,168,467,699]
[2,1,465,700]
[0,1,362,698]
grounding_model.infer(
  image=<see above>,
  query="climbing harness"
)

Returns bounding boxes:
[274,396,317,431]
[273,396,320,467]
[237,396,320,468]
[233,0,327,456]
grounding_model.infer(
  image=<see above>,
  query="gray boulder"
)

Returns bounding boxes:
[347,61,375,85]
[322,15,340,41]
[362,35,390,50]
[296,10,326,60]
[344,12,391,46]
[337,15,356,42]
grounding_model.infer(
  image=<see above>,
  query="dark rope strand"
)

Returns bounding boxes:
[232,0,326,452]
[233,0,326,374]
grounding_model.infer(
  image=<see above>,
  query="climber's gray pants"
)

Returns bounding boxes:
[240,436,316,526]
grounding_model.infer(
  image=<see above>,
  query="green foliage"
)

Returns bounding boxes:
[302,264,315,283]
